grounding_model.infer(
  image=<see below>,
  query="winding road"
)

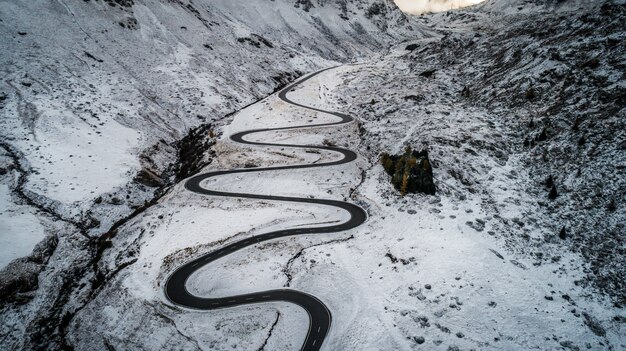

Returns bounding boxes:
[164,67,367,351]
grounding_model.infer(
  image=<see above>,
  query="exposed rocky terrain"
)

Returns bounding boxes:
[403,0,626,304]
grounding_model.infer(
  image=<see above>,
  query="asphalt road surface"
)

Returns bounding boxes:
[164,67,367,351]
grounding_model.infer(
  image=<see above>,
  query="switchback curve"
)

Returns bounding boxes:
[164,67,367,351]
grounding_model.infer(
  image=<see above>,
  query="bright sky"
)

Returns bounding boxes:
[394,0,486,14]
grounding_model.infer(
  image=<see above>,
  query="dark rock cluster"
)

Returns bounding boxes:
[381,147,436,196]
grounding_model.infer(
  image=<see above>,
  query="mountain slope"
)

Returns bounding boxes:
[1,0,624,350]
[0,1,422,349]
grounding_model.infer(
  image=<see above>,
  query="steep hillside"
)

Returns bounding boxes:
[0,0,415,234]
[0,0,421,349]
[328,1,624,349]
[414,0,626,304]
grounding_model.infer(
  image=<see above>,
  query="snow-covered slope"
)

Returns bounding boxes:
[478,0,607,13]
[0,0,415,221]
[394,0,486,14]
[414,0,626,305]
[328,1,625,349]
[62,62,623,350]
[0,0,421,348]
[1,0,624,350]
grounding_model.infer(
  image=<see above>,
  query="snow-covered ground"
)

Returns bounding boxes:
[63,69,365,350]
[0,0,419,348]
[1,0,624,350]
[61,63,625,350]
[0,0,416,270]
[395,0,486,15]
[0,184,45,268]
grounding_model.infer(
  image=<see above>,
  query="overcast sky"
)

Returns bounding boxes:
[394,0,485,14]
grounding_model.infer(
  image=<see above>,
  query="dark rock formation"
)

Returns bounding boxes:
[381,146,436,196]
